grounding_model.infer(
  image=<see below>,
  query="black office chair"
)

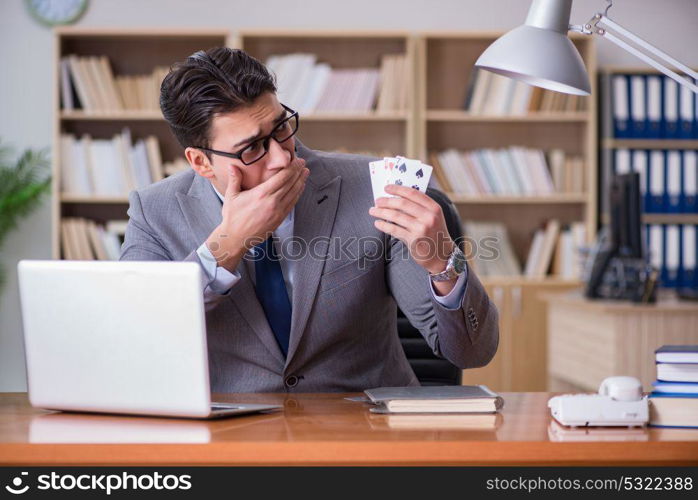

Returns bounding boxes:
[397,187,463,386]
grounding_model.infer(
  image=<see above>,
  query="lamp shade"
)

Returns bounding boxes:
[475,0,591,96]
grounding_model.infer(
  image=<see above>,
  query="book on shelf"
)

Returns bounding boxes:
[461,219,585,279]
[59,130,166,197]
[645,223,697,290]
[60,217,126,261]
[265,52,407,114]
[462,221,521,277]
[523,219,561,278]
[551,222,587,279]
[430,147,585,197]
[61,54,168,112]
[606,149,697,215]
[649,345,698,428]
[464,68,586,115]
[607,72,697,140]
[363,385,503,414]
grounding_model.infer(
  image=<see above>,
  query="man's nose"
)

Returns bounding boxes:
[265,139,291,170]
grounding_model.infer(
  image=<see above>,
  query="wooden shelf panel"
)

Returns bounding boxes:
[481,277,583,287]
[603,139,698,150]
[60,111,163,121]
[426,111,589,122]
[448,194,588,204]
[60,111,409,122]
[601,213,698,225]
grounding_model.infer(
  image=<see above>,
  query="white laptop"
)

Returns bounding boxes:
[17,260,281,419]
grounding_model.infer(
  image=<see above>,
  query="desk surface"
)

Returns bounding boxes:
[1,392,697,466]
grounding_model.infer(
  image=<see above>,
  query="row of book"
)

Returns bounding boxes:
[61,218,127,261]
[267,53,408,113]
[464,70,586,115]
[611,149,697,214]
[60,55,169,112]
[60,131,184,197]
[610,73,697,139]
[462,220,586,279]
[430,148,585,196]
[647,224,697,289]
[649,345,698,428]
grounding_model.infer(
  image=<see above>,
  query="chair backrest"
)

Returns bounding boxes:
[397,187,463,386]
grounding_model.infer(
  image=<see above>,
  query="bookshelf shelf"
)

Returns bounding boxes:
[448,194,588,204]
[426,110,589,122]
[601,213,698,225]
[302,112,409,122]
[481,276,583,287]
[59,111,410,122]
[603,139,698,150]
[60,111,164,121]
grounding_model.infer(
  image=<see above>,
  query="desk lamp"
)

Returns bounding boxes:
[475,0,698,95]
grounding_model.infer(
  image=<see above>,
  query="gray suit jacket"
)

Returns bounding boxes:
[120,142,499,392]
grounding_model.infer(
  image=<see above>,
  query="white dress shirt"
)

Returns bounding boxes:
[196,182,468,310]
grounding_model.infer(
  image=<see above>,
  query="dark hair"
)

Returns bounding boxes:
[160,47,277,151]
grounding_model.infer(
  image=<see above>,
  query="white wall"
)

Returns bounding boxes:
[1,0,697,391]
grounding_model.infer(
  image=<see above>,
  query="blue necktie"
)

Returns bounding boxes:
[254,237,292,357]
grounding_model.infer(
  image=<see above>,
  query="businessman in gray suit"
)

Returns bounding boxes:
[120,47,498,393]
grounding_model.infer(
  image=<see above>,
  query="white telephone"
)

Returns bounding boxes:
[548,376,649,427]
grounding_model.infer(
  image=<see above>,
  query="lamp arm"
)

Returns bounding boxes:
[569,13,698,94]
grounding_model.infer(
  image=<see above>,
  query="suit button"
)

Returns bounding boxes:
[285,375,299,388]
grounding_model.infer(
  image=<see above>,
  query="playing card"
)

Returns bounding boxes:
[369,160,389,201]
[388,157,433,193]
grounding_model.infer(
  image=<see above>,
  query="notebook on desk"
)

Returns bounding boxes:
[364,385,504,414]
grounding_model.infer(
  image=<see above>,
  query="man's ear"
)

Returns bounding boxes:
[184,147,215,179]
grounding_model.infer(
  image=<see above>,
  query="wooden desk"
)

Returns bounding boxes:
[1,392,697,466]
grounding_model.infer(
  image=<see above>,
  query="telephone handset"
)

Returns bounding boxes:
[548,376,648,427]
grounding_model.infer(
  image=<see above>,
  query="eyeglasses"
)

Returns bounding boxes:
[195,104,299,166]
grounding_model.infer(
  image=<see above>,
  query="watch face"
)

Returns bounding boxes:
[451,247,467,274]
[25,0,88,26]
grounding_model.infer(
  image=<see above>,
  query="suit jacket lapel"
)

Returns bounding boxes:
[175,174,285,367]
[286,145,341,366]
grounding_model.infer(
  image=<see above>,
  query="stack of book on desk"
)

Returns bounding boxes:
[364,385,503,414]
[649,345,698,428]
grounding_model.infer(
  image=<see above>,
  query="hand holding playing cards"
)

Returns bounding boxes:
[205,158,309,272]
[369,183,456,280]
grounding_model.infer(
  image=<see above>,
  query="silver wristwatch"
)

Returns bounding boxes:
[429,245,467,282]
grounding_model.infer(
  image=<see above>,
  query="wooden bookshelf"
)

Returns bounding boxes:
[52,28,232,259]
[416,31,598,271]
